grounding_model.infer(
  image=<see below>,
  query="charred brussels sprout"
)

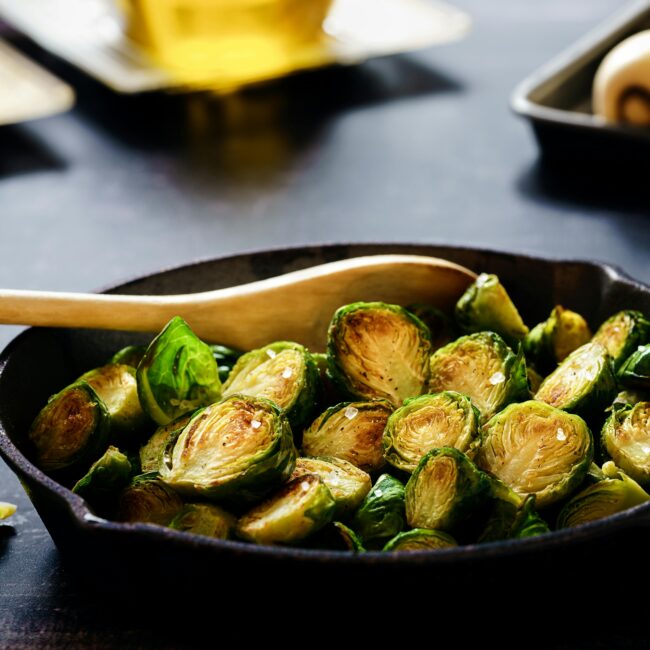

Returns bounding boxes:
[534,341,617,421]
[557,462,650,528]
[333,521,366,551]
[524,306,592,372]
[236,474,335,545]
[161,395,296,504]
[602,402,650,486]
[72,446,132,510]
[291,457,371,516]
[455,273,528,347]
[169,503,235,539]
[327,302,432,407]
[139,413,192,474]
[407,304,455,351]
[405,447,490,532]
[222,341,319,430]
[383,391,480,473]
[211,344,244,382]
[79,364,149,442]
[117,474,183,526]
[28,381,110,473]
[476,401,593,507]
[429,332,528,421]
[302,400,393,473]
[383,529,457,552]
[351,474,405,544]
[618,344,650,390]
[479,494,549,543]
[592,310,650,370]
[0,503,16,519]
[136,316,222,426]
[110,345,146,368]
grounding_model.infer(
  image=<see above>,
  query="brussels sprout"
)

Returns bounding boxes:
[585,462,606,485]
[351,474,405,544]
[405,447,490,532]
[428,332,528,421]
[407,304,455,351]
[236,474,335,545]
[211,344,244,382]
[28,381,111,473]
[617,344,650,390]
[79,364,150,442]
[291,457,371,516]
[161,395,296,504]
[0,503,16,520]
[139,413,193,474]
[332,521,366,551]
[327,302,432,407]
[478,495,549,543]
[455,273,529,347]
[136,316,222,426]
[524,306,592,372]
[476,401,593,507]
[383,529,457,552]
[383,391,480,473]
[72,446,132,509]
[534,341,617,421]
[302,400,393,473]
[110,345,146,368]
[222,341,320,430]
[592,310,650,370]
[601,402,650,486]
[169,503,235,539]
[557,462,650,528]
[117,474,183,526]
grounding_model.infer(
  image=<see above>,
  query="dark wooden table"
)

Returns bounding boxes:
[1,0,649,647]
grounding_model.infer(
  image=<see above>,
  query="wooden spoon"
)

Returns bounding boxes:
[0,255,476,351]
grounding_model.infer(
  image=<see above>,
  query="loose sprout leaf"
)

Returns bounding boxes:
[351,474,406,543]
[72,446,132,510]
[383,528,457,552]
[479,494,549,543]
[592,310,650,370]
[110,345,146,368]
[332,521,366,551]
[169,503,235,539]
[617,344,650,390]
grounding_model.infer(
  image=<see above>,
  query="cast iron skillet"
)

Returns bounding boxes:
[1,243,650,604]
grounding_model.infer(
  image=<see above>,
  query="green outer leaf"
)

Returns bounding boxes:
[383,528,457,552]
[383,391,480,473]
[617,344,650,391]
[169,503,235,539]
[116,474,183,526]
[479,495,549,543]
[405,447,491,532]
[327,301,432,407]
[593,310,650,371]
[72,445,132,508]
[110,345,146,368]
[351,474,406,543]
[136,316,222,426]
[333,521,366,551]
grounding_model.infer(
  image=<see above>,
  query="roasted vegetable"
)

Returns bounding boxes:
[0,503,16,520]
[617,344,650,390]
[405,447,490,532]
[302,400,393,473]
[211,344,244,382]
[222,341,319,430]
[592,310,650,370]
[28,381,110,473]
[476,401,593,507]
[161,395,296,504]
[236,474,335,545]
[139,414,193,474]
[478,494,549,543]
[455,273,528,347]
[351,474,406,544]
[327,302,432,407]
[169,503,235,539]
[428,332,528,421]
[72,446,132,509]
[383,528,457,552]
[332,521,366,551]
[611,388,649,409]
[136,316,222,426]
[407,304,455,351]
[110,345,146,368]
[383,391,480,473]
[117,474,183,526]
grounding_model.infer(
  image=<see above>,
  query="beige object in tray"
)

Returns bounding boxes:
[0,39,74,126]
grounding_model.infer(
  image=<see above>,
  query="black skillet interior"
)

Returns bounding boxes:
[1,243,650,610]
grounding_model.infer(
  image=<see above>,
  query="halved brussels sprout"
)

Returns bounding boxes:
[405,447,490,532]
[327,302,432,407]
[28,381,111,473]
[116,474,183,526]
[161,395,296,504]
[72,446,132,510]
[222,341,320,430]
[301,400,393,473]
[383,391,480,473]
[0,502,16,520]
[455,273,529,347]
[351,473,405,544]
[476,401,593,507]
[139,413,192,474]
[592,310,650,370]
[428,332,528,421]
[333,521,366,551]
[79,364,150,442]
[383,528,457,552]
[110,345,146,368]
[169,503,235,539]
[236,474,335,545]
[137,316,222,426]
[524,306,592,372]
[534,341,617,421]
[211,344,244,382]
[407,304,455,351]
[478,494,549,543]
[602,402,650,486]
[617,344,650,390]
[291,456,371,516]
[557,462,650,528]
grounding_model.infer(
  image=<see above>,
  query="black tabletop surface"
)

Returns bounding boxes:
[1,0,649,647]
